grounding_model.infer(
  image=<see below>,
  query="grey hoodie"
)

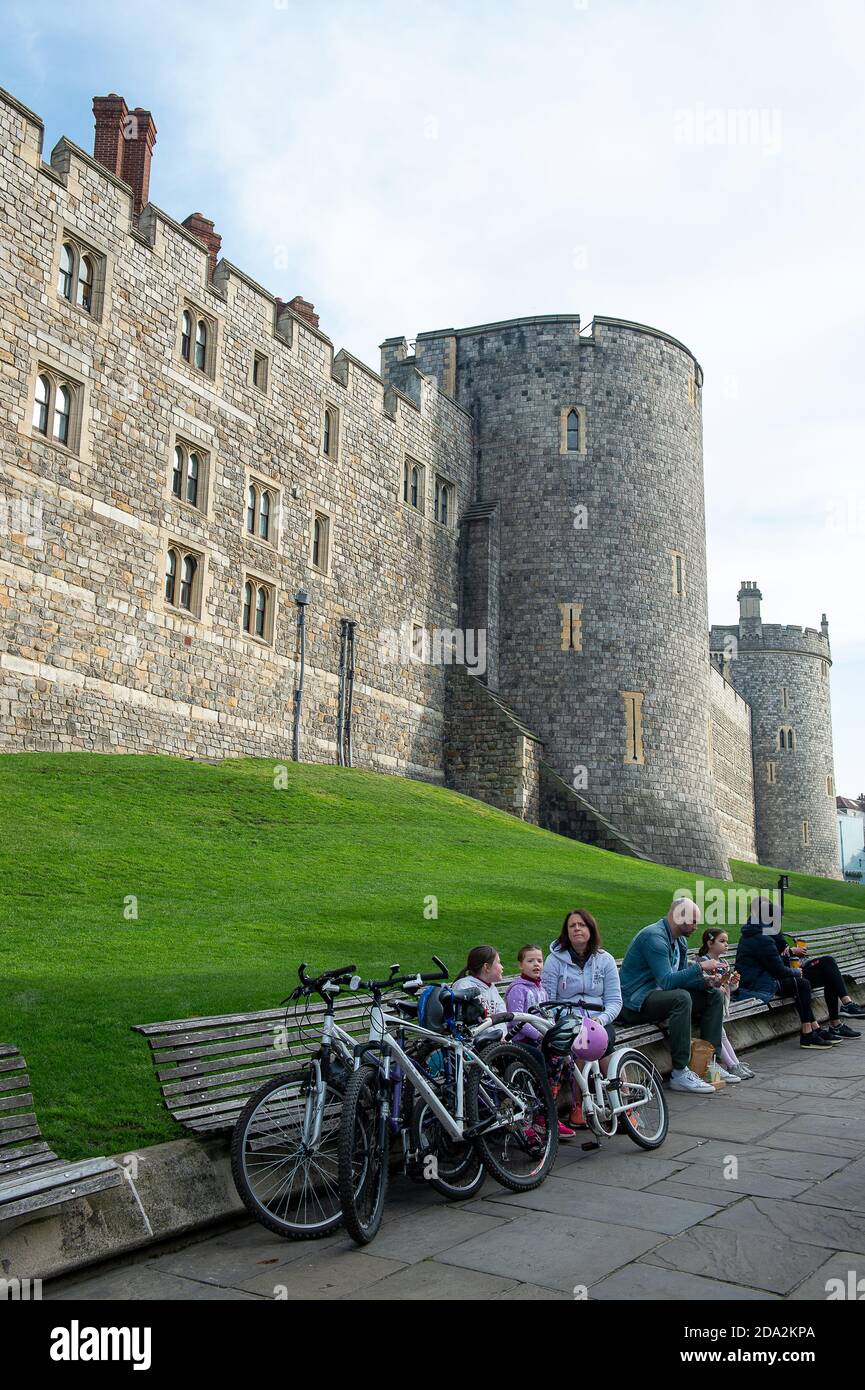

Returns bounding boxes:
[541,941,623,1029]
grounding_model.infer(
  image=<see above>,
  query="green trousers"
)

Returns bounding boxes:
[619,987,724,1071]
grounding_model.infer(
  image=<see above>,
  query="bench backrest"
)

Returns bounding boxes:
[0,1045,56,1179]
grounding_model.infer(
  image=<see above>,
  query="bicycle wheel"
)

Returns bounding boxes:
[409,1096,486,1200]
[337,1064,389,1245]
[466,1041,558,1192]
[614,1049,669,1149]
[230,1067,344,1239]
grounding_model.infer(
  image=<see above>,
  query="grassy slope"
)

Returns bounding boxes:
[1,753,860,1158]
[730,858,865,914]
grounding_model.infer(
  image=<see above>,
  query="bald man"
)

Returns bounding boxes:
[618,896,734,1093]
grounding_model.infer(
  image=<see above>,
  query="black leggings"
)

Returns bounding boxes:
[776,972,815,1025]
[802,956,848,1020]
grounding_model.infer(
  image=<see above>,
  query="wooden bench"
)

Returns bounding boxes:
[133,923,865,1137]
[0,1045,123,1222]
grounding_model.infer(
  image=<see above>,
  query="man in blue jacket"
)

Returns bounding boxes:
[619,896,729,1093]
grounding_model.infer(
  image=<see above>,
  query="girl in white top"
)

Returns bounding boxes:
[452,945,507,1038]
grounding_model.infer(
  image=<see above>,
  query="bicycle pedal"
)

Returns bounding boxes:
[581,1139,601,1151]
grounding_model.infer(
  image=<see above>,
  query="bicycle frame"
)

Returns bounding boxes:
[297,983,357,1149]
[499,1012,656,1131]
[355,996,534,1143]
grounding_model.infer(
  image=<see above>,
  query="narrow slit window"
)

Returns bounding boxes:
[622,691,645,765]
[559,602,583,652]
[566,409,580,451]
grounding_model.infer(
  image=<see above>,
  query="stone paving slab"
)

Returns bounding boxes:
[478,1175,718,1234]
[342,1261,523,1300]
[240,1249,406,1299]
[755,1129,865,1160]
[589,1262,781,1301]
[44,1265,263,1301]
[643,1177,747,1208]
[330,1205,506,1265]
[641,1225,829,1295]
[660,1139,846,1182]
[787,1250,865,1301]
[661,1107,793,1143]
[660,1161,814,1200]
[789,1155,865,1214]
[544,1151,694,1188]
[435,1211,662,1293]
[705,1196,865,1254]
[776,1113,865,1142]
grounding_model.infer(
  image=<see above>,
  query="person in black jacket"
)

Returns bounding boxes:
[735,897,840,1049]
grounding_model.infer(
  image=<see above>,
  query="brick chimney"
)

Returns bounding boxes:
[92,95,157,215]
[182,213,222,280]
[285,296,320,329]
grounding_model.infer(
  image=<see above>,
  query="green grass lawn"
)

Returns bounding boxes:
[730,858,865,914]
[1,752,861,1159]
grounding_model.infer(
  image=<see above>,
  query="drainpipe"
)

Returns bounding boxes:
[292,589,309,761]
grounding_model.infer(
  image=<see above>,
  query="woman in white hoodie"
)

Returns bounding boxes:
[542,909,623,1125]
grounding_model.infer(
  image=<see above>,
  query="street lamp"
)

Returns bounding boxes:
[292,589,309,762]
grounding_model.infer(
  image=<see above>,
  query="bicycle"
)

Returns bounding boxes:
[506,1001,668,1149]
[337,963,558,1245]
[230,961,360,1240]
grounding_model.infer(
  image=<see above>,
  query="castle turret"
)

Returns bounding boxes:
[711,585,840,879]
[396,313,730,879]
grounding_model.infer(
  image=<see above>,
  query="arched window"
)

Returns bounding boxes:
[58,244,74,300]
[165,548,178,603]
[246,484,256,533]
[322,408,333,457]
[567,409,580,452]
[181,311,192,362]
[179,554,197,610]
[440,484,449,526]
[403,460,409,503]
[53,383,71,444]
[186,452,200,507]
[259,490,270,541]
[172,446,184,498]
[779,727,796,752]
[32,374,50,434]
[254,585,267,638]
[242,580,252,633]
[411,465,419,509]
[77,256,94,313]
[313,516,322,570]
[194,319,207,371]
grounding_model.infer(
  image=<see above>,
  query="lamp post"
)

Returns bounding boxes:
[292,588,309,762]
[777,873,789,916]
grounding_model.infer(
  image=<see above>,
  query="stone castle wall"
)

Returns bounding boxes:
[708,663,757,864]
[0,89,473,775]
[403,314,730,879]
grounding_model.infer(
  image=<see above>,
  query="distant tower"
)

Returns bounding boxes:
[399,314,730,879]
[711,583,840,878]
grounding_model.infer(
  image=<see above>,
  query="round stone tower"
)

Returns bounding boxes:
[410,314,730,879]
[711,584,840,878]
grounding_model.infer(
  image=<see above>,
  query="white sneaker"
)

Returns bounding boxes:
[669,1067,716,1094]
[715,1065,741,1084]
[732,1063,755,1079]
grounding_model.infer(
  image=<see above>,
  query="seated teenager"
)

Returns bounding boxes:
[618,896,734,1092]
[736,898,861,1048]
[541,909,622,1125]
[452,945,508,1040]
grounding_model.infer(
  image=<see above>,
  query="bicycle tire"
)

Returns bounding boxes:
[409,1096,486,1200]
[466,1041,558,1192]
[614,1049,669,1149]
[337,1064,390,1245]
[230,1067,345,1239]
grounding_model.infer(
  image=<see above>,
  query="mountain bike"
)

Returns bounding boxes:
[507,1001,668,1149]
[230,962,359,1239]
[337,965,558,1245]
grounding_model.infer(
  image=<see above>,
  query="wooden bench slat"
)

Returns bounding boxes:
[0,1170,124,1222]
[0,1092,34,1113]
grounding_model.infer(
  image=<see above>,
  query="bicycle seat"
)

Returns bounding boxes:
[393,999,419,1018]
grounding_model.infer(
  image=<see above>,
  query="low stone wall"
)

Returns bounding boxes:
[443,667,542,821]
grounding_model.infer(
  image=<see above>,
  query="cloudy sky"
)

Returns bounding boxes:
[6,0,864,794]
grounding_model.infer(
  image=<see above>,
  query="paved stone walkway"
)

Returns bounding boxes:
[47,1037,865,1301]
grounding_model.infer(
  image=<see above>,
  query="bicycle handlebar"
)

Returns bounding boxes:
[286,962,358,1002]
[352,956,449,995]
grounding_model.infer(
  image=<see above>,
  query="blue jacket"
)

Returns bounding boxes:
[541,942,622,1028]
[619,917,705,1011]
[734,922,795,1003]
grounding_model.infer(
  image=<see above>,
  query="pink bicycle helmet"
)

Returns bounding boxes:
[573,1015,608,1061]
